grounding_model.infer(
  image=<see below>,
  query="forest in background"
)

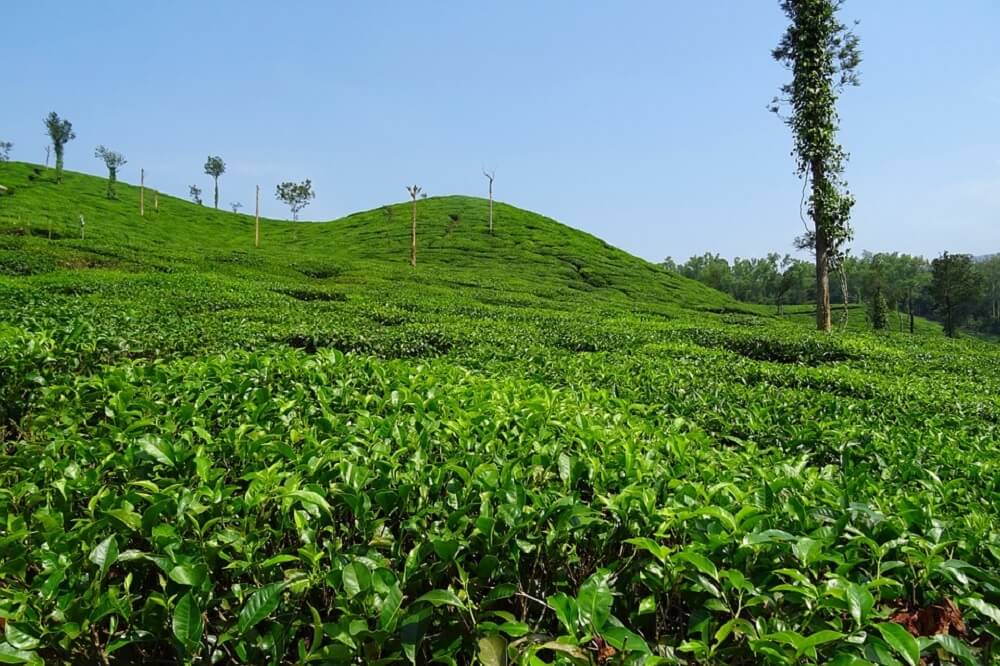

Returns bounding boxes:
[664,251,1000,337]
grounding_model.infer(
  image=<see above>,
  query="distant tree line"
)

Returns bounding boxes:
[664,251,1000,337]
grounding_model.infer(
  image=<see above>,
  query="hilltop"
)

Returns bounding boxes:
[2,162,1000,664]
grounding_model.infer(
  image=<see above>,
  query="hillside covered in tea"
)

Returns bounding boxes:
[2,163,999,664]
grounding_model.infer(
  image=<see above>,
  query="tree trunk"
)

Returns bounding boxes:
[255,185,260,248]
[908,287,915,334]
[488,180,494,234]
[410,198,417,267]
[55,146,64,183]
[839,266,849,329]
[945,295,954,337]
[214,178,219,209]
[811,160,832,332]
[139,168,144,216]
[815,234,831,332]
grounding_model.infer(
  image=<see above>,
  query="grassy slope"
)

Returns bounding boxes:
[0,161,742,315]
[2,162,1000,664]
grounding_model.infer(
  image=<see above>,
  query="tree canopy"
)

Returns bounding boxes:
[275,179,315,220]
[930,252,983,337]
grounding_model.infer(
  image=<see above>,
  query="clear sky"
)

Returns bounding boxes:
[3,1,997,262]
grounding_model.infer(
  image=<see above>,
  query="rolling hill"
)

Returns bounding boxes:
[0,161,766,362]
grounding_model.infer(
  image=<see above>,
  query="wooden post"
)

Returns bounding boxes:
[140,168,145,217]
[254,185,260,248]
[483,169,495,234]
[154,191,159,213]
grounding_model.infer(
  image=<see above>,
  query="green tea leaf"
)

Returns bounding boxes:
[638,595,656,615]
[288,489,331,514]
[380,583,404,631]
[932,634,978,666]
[801,629,844,652]
[172,591,204,652]
[625,537,669,562]
[89,535,118,579]
[3,624,39,651]
[106,508,143,531]
[0,643,43,665]
[603,625,651,653]
[414,589,466,610]
[846,583,873,627]
[547,592,578,634]
[577,572,613,631]
[138,435,174,466]
[963,597,1000,625]
[168,564,208,587]
[876,623,920,666]
[792,537,822,566]
[342,561,371,598]
[675,550,718,580]
[478,635,507,666]
[236,582,285,635]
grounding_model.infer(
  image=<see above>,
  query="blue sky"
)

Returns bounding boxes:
[3,1,997,262]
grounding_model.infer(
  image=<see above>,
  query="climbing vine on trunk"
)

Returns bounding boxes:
[771,0,861,332]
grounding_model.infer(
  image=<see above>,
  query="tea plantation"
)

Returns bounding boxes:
[2,162,999,664]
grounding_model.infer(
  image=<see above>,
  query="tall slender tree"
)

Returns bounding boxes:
[771,0,861,332]
[94,146,127,199]
[44,112,76,183]
[406,185,422,267]
[204,156,225,209]
[0,141,12,162]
